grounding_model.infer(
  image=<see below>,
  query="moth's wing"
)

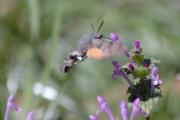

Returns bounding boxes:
[75,33,97,53]
[98,38,127,58]
[86,38,127,59]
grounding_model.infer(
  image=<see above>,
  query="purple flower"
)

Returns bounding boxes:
[89,96,115,120]
[130,98,148,120]
[26,111,33,120]
[119,101,128,120]
[112,61,122,80]
[134,40,141,50]
[112,61,133,86]
[110,33,119,41]
[89,114,98,120]
[127,63,135,71]
[151,66,163,91]
[4,95,21,120]
[96,96,115,120]
[133,40,142,54]
[151,67,158,78]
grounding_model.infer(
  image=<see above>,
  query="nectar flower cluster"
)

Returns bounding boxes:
[113,39,162,101]
[112,38,162,113]
[90,33,163,120]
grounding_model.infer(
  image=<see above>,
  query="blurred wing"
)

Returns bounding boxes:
[100,39,127,57]
[75,33,97,53]
[87,38,127,59]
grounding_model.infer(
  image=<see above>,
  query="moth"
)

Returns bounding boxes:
[61,21,127,73]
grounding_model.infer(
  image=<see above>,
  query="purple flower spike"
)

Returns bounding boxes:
[26,111,33,120]
[89,114,98,120]
[120,101,128,120]
[151,67,158,79]
[134,40,141,49]
[96,96,115,120]
[110,33,119,41]
[153,80,159,86]
[112,61,133,86]
[4,95,21,120]
[151,66,162,93]
[112,61,122,80]
[112,61,121,68]
[130,98,148,120]
[151,66,158,90]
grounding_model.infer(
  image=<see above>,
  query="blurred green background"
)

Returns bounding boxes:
[0,0,180,120]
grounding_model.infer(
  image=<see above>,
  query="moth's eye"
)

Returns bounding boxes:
[95,34,103,39]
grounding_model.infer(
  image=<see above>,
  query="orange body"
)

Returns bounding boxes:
[87,47,105,60]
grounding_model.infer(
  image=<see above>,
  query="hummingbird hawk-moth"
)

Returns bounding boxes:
[61,21,127,73]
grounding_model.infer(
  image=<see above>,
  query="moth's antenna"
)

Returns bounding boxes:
[90,24,95,32]
[97,21,104,34]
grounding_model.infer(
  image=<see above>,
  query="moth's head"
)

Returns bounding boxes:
[95,33,103,39]
[88,32,103,39]
[83,32,103,40]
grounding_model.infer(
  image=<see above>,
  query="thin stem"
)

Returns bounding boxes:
[121,70,134,87]
[27,0,40,39]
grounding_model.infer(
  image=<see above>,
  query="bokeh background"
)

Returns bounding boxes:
[0,0,180,120]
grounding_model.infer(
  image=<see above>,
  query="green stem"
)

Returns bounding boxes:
[41,2,63,85]
[32,0,64,109]
[27,0,40,39]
